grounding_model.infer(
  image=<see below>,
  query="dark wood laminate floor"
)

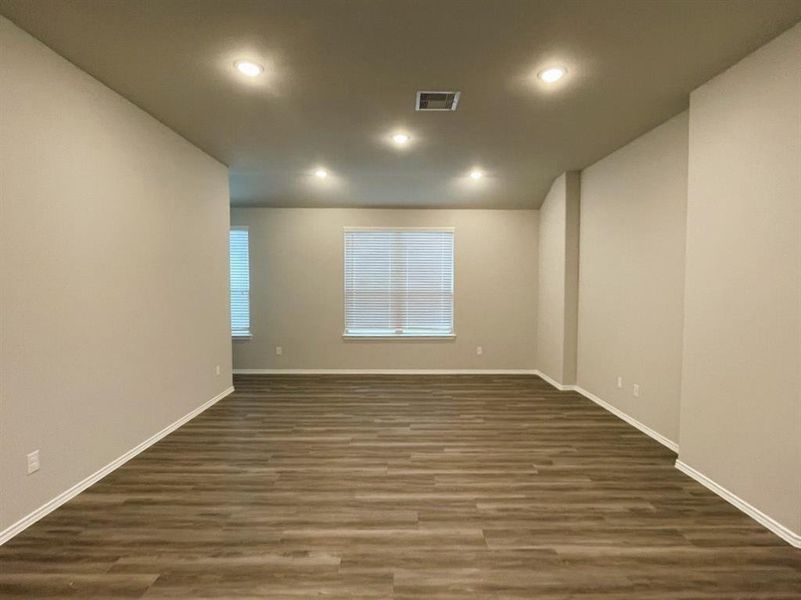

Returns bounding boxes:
[1,375,799,598]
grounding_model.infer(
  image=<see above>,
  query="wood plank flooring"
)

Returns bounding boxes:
[1,374,799,598]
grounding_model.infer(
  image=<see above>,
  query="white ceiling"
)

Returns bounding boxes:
[1,0,799,208]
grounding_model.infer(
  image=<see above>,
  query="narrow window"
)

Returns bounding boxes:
[229,227,250,338]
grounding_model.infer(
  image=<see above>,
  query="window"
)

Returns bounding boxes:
[229,227,250,338]
[344,228,454,337]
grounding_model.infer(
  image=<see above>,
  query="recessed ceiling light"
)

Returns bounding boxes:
[234,60,264,77]
[538,66,566,83]
[314,168,328,178]
[469,169,483,180]
[391,133,411,146]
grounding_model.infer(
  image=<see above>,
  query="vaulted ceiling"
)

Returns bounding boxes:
[2,0,799,208]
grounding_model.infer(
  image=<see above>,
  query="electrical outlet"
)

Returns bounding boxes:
[617,376,623,389]
[215,364,221,376]
[476,346,483,356]
[275,346,283,356]
[27,450,40,475]
[633,384,640,398]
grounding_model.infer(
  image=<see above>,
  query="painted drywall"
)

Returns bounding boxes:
[678,24,801,535]
[536,172,580,385]
[231,208,538,370]
[576,111,689,445]
[0,17,232,535]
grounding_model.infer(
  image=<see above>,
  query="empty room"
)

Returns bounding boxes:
[1,0,800,597]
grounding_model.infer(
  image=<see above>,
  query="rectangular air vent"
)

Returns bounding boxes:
[416,91,461,111]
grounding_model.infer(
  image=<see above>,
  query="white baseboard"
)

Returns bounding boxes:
[570,385,679,453]
[532,369,575,391]
[235,369,678,455]
[234,368,539,375]
[675,460,801,549]
[540,381,800,549]
[0,385,235,546]
[532,371,679,453]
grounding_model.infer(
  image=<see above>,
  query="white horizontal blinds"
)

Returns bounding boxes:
[345,231,394,334]
[344,229,454,336]
[229,228,250,336]
[402,231,454,334]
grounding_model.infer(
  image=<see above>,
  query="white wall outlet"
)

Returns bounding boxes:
[275,346,283,356]
[617,376,623,389]
[633,384,640,398]
[476,346,483,356]
[215,364,221,376]
[27,450,40,475]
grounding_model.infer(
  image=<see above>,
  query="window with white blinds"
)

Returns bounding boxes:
[344,228,454,337]
[229,227,251,338]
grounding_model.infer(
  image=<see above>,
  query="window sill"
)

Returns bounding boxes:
[232,333,252,341]
[343,333,456,341]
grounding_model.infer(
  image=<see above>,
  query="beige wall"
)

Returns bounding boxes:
[231,208,538,370]
[577,111,688,444]
[0,18,232,534]
[679,24,801,535]
[536,172,580,385]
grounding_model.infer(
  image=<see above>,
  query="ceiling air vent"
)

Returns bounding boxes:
[415,91,461,111]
